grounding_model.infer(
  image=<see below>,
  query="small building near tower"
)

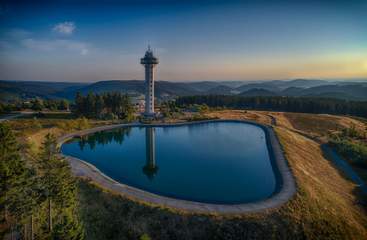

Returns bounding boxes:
[140,46,159,117]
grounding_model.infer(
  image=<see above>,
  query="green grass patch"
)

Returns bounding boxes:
[329,139,367,169]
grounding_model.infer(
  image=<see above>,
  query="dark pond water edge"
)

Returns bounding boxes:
[58,120,296,213]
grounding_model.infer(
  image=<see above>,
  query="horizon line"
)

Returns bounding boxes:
[1,78,367,84]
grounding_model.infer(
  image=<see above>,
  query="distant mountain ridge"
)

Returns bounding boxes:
[239,88,278,96]
[1,79,367,102]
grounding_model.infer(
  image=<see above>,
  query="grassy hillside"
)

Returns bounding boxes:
[5,111,367,239]
[0,80,87,101]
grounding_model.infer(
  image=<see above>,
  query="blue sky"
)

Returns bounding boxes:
[0,0,366,82]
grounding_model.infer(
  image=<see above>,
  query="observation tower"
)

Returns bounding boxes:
[140,46,159,117]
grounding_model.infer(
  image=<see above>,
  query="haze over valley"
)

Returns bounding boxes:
[2,79,367,102]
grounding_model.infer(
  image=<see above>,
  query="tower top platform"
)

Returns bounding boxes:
[140,46,159,65]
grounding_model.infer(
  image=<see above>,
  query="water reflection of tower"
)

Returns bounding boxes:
[143,127,158,180]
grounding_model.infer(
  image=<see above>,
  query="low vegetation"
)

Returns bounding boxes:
[328,124,367,181]
[0,124,83,239]
[329,139,367,168]
[2,107,367,239]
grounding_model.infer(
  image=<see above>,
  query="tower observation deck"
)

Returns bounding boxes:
[140,46,159,117]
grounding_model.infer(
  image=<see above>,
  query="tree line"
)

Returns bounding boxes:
[74,92,134,120]
[175,95,367,118]
[0,123,83,239]
[0,99,69,113]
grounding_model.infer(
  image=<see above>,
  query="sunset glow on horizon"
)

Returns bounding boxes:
[0,0,366,82]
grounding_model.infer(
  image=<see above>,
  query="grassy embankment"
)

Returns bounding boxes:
[281,112,367,183]
[8,111,367,239]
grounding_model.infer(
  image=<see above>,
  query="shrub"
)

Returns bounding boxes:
[329,138,367,168]
[140,233,151,240]
[32,117,43,130]
[76,117,90,130]
[103,113,118,120]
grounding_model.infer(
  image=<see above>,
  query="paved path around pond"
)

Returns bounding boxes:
[0,112,32,122]
[58,120,297,214]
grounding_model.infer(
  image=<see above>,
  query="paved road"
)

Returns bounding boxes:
[0,113,22,122]
[0,112,35,122]
[267,114,277,126]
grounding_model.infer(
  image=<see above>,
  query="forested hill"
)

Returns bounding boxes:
[1,79,367,102]
[176,95,367,118]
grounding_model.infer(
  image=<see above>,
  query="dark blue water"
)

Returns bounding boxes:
[61,122,278,204]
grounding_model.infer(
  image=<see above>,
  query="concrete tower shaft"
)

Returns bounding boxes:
[140,47,159,116]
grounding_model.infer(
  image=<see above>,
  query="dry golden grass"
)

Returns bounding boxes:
[26,127,62,153]
[275,127,367,239]
[267,112,294,128]
[206,110,273,125]
[205,110,367,238]
[7,118,112,155]
[284,112,366,137]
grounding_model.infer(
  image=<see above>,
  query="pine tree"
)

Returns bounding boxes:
[0,123,29,237]
[37,133,84,238]
[52,213,84,240]
[31,98,44,111]
[38,133,59,232]
[85,92,96,118]
[75,92,84,116]
[95,95,105,119]
[59,99,69,111]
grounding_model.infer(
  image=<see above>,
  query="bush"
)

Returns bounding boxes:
[75,117,90,130]
[140,233,151,240]
[103,113,117,120]
[190,104,209,113]
[185,113,217,122]
[32,117,43,129]
[329,138,367,168]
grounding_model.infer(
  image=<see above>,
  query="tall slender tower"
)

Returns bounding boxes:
[140,46,159,117]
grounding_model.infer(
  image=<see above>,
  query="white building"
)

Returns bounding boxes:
[140,46,159,117]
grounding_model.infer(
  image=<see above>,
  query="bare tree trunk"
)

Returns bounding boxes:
[48,199,52,232]
[24,222,27,240]
[4,191,8,223]
[10,225,13,240]
[31,215,34,240]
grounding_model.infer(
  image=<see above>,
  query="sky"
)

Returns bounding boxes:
[0,0,366,82]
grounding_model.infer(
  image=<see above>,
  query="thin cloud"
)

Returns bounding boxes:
[4,28,31,39]
[21,38,89,55]
[0,40,12,51]
[53,22,76,35]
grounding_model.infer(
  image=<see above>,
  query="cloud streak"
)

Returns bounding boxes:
[53,22,76,35]
[21,38,89,55]
[5,28,31,39]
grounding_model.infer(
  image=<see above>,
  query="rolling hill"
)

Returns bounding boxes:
[239,88,278,96]
[1,79,367,102]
